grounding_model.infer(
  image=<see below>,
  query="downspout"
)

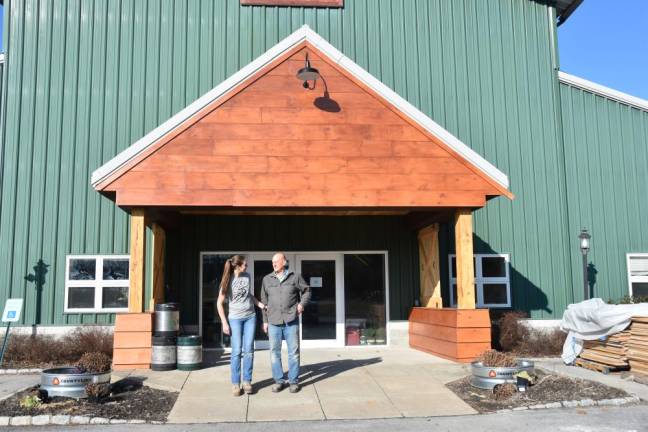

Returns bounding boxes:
[547,6,576,307]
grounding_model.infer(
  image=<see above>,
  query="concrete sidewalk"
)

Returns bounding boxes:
[117,347,476,423]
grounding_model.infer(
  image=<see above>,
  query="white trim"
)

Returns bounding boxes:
[626,253,648,297]
[199,250,389,349]
[0,54,5,64]
[558,71,648,112]
[91,25,510,191]
[64,255,130,313]
[449,253,511,308]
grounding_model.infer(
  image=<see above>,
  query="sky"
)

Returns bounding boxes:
[558,0,648,100]
[0,2,645,99]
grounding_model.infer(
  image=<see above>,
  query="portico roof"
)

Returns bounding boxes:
[92,25,512,208]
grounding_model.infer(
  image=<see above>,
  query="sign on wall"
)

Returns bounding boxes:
[2,299,24,323]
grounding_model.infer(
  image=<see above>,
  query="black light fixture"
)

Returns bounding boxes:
[578,228,591,300]
[296,53,320,89]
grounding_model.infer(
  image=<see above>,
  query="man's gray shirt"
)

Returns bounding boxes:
[260,270,311,325]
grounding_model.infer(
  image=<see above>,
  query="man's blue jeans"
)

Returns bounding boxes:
[268,319,300,384]
[229,314,256,385]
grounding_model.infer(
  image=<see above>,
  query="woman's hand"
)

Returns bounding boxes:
[257,302,266,310]
[222,322,231,336]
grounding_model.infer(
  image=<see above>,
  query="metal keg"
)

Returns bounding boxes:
[151,335,177,371]
[40,367,111,399]
[154,302,179,336]
[177,335,202,371]
[470,360,535,390]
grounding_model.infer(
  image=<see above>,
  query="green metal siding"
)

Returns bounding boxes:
[166,216,418,324]
[560,82,648,303]
[0,0,574,325]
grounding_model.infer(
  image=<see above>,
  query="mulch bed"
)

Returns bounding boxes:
[446,369,629,413]
[0,378,177,421]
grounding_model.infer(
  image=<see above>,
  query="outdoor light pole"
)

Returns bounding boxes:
[578,229,591,300]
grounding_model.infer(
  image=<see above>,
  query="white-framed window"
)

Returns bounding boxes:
[627,253,648,298]
[65,255,130,313]
[449,254,511,308]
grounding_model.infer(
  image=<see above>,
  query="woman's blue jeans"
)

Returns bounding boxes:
[229,314,256,385]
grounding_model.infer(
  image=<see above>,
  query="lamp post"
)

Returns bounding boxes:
[578,229,591,300]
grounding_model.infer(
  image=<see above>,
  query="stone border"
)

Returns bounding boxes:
[0,415,166,426]
[494,395,641,413]
[0,369,42,375]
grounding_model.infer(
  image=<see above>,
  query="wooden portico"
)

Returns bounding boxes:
[92,26,512,368]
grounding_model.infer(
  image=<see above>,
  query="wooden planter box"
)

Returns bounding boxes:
[408,307,491,363]
[112,313,153,370]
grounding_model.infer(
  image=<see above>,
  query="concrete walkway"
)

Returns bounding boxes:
[0,374,39,401]
[117,347,476,423]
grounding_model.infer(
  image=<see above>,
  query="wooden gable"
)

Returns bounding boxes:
[98,42,510,208]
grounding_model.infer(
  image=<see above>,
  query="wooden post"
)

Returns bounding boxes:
[418,224,442,308]
[128,209,146,313]
[150,223,166,311]
[454,209,475,309]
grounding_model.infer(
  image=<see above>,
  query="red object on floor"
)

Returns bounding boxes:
[346,327,360,346]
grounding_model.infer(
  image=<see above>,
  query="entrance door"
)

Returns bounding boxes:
[296,254,344,347]
[249,253,276,350]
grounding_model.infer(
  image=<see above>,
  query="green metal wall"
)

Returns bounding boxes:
[560,82,648,303]
[165,215,418,324]
[0,0,574,325]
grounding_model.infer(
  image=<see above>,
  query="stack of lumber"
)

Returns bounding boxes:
[577,330,631,372]
[628,316,648,377]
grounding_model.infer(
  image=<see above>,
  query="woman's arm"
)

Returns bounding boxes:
[216,289,230,335]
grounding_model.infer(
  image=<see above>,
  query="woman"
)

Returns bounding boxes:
[217,255,265,396]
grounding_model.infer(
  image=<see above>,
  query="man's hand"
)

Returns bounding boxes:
[263,323,268,334]
[297,303,304,315]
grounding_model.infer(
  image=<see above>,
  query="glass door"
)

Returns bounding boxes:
[249,253,275,350]
[296,254,344,347]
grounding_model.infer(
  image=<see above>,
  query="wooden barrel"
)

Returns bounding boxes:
[151,335,177,371]
[177,335,202,371]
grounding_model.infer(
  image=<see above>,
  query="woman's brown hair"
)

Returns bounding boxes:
[219,255,246,296]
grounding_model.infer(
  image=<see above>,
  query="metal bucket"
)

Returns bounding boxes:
[154,303,179,336]
[177,335,202,371]
[40,367,111,399]
[470,360,535,390]
[151,335,177,371]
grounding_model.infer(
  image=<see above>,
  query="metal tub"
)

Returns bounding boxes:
[40,367,111,399]
[470,360,535,390]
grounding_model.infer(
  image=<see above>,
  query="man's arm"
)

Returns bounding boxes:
[260,277,269,323]
[297,274,311,308]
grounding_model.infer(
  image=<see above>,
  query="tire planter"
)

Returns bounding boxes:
[39,367,111,399]
[177,335,202,371]
[470,360,535,390]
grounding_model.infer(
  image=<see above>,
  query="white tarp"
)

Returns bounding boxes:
[560,298,648,364]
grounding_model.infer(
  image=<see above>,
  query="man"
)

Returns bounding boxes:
[261,252,311,393]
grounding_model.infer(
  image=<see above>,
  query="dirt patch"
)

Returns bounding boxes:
[0,379,177,421]
[446,369,629,413]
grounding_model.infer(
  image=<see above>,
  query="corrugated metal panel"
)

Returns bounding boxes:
[0,0,571,324]
[560,82,648,302]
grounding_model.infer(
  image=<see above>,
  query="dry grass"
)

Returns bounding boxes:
[478,349,518,367]
[1,326,113,368]
[497,311,565,357]
[76,352,112,374]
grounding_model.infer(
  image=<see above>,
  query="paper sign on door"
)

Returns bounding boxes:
[309,277,323,288]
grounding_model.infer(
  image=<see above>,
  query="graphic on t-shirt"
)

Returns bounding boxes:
[230,276,250,303]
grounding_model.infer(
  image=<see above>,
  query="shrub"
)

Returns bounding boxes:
[0,326,113,368]
[478,349,517,367]
[76,352,112,373]
[492,383,516,401]
[496,311,566,357]
[85,383,111,402]
[19,394,42,409]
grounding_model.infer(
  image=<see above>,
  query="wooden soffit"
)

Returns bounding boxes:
[92,26,513,208]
